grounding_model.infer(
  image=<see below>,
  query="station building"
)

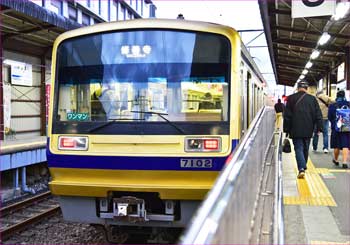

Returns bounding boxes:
[0,0,157,141]
[0,0,157,201]
[259,0,350,99]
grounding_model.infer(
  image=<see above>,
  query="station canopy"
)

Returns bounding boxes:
[259,0,350,87]
[0,0,82,58]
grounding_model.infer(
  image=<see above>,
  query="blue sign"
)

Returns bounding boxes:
[67,113,89,121]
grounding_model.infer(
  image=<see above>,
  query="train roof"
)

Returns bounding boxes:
[53,18,267,89]
[53,18,239,44]
[241,43,267,87]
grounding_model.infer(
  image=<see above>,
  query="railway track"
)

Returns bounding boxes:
[0,191,60,241]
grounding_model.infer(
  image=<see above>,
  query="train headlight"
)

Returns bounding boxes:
[58,136,88,151]
[185,137,221,152]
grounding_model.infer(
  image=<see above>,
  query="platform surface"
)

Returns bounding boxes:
[0,136,46,148]
[283,135,350,244]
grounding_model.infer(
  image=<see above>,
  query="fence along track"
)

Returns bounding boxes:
[180,107,283,244]
[0,191,60,241]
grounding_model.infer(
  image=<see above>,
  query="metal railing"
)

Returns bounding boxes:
[180,107,284,244]
[273,131,284,244]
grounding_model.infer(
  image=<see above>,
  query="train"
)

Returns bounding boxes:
[47,18,267,239]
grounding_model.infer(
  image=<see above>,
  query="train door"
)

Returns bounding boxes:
[260,88,264,109]
[257,87,261,111]
[240,62,247,137]
[246,71,251,129]
[254,84,258,116]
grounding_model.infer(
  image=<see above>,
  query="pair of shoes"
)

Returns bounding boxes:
[297,169,305,179]
[342,163,348,169]
[313,149,317,152]
[323,149,329,154]
[333,159,339,166]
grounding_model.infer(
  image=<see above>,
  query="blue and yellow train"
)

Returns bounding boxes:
[47,19,267,228]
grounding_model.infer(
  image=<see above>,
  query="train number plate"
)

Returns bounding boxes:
[180,159,213,168]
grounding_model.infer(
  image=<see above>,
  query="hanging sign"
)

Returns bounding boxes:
[9,60,33,86]
[292,0,336,18]
[337,62,345,82]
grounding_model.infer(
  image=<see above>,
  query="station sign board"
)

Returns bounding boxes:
[4,59,33,86]
[337,62,345,82]
[11,61,33,86]
[292,0,336,18]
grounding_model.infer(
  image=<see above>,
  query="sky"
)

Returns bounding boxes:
[154,0,293,97]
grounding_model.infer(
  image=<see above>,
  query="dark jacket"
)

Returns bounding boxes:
[283,91,322,138]
[328,98,350,131]
[274,102,285,113]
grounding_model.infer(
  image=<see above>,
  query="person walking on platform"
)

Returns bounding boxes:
[328,90,350,169]
[283,81,323,179]
[312,90,333,153]
[274,99,285,131]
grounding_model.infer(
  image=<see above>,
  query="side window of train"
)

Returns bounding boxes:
[181,80,228,122]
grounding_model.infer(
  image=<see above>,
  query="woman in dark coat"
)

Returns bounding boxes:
[328,90,350,168]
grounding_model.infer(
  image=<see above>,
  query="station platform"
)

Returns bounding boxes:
[0,137,48,202]
[0,136,46,172]
[283,137,350,244]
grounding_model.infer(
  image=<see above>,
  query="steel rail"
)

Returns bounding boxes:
[0,205,60,241]
[0,191,52,217]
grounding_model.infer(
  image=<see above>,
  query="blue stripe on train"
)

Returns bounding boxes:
[47,139,239,171]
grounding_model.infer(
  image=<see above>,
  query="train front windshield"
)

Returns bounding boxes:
[53,30,231,135]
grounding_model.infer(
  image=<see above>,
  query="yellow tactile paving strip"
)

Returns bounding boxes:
[310,241,350,244]
[316,168,350,174]
[283,159,337,206]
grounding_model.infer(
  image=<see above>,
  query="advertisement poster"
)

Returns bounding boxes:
[3,83,11,130]
[46,84,51,124]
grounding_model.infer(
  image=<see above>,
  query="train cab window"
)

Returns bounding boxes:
[53,29,230,134]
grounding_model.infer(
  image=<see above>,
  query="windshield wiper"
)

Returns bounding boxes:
[131,111,186,135]
[87,118,145,133]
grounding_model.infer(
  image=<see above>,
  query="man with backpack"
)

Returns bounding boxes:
[312,90,334,153]
[283,81,323,178]
[328,90,350,169]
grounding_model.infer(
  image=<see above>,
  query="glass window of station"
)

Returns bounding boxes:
[50,0,63,15]
[110,1,118,21]
[68,3,78,21]
[53,30,230,135]
[82,13,90,26]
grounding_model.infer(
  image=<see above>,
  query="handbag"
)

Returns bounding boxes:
[282,138,291,153]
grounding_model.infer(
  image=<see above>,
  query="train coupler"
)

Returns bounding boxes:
[113,196,149,222]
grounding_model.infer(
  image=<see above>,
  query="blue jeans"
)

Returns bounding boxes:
[292,138,311,171]
[312,120,329,150]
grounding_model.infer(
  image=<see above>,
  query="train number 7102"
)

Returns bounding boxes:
[180,159,213,168]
